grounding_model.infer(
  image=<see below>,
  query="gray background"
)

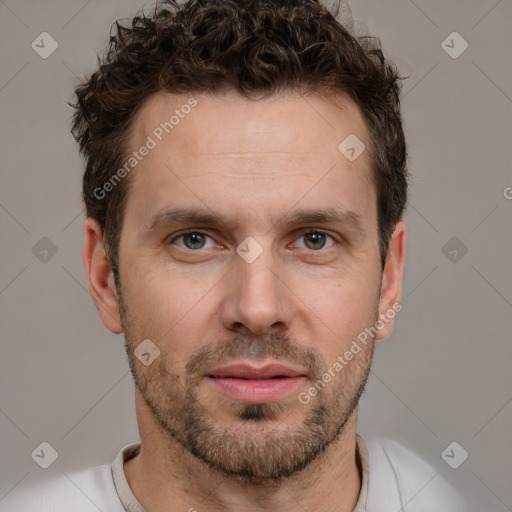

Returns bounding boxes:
[1,0,511,508]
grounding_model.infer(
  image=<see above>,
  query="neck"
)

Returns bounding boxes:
[124,390,362,512]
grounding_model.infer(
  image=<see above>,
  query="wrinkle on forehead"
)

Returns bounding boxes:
[130,90,368,158]
[123,90,375,227]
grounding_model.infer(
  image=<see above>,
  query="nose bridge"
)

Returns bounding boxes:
[240,255,280,305]
[221,240,293,335]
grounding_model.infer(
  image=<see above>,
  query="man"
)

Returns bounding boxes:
[4,0,475,510]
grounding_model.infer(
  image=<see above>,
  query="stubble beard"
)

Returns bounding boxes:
[119,291,376,484]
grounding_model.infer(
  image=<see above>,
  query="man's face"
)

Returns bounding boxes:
[112,91,389,482]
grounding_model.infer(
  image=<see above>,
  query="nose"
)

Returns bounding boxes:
[220,249,295,337]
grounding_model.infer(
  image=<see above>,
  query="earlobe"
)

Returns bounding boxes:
[376,221,406,341]
[83,218,123,334]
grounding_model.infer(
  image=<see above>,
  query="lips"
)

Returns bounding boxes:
[206,363,307,403]
[208,363,305,380]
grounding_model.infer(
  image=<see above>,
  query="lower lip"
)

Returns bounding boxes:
[208,376,306,403]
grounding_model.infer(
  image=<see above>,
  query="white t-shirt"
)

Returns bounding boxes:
[1,435,476,511]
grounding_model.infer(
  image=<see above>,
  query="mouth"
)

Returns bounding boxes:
[206,363,307,403]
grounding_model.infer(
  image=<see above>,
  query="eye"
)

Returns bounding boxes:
[294,231,336,250]
[172,231,217,250]
[169,230,337,252]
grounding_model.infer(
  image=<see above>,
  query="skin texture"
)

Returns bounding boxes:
[83,90,406,512]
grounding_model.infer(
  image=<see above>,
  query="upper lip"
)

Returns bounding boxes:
[207,363,306,380]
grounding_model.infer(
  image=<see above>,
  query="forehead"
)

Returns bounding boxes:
[132,90,369,160]
[124,90,375,230]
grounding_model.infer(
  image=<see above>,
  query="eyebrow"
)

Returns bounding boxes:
[145,206,366,236]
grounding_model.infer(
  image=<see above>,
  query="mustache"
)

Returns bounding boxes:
[185,332,325,381]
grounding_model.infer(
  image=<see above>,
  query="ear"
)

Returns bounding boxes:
[376,221,406,341]
[83,218,123,334]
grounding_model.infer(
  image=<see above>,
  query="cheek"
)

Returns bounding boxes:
[119,266,180,346]
[294,264,378,317]
[121,265,218,359]
[288,269,379,357]
[124,261,203,318]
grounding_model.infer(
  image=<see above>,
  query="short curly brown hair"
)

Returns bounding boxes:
[72,0,407,282]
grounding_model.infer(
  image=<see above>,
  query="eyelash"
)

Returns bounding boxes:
[169,229,338,251]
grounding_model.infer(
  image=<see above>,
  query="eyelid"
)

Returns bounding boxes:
[166,228,341,249]
[291,229,339,249]
[168,229,218,249]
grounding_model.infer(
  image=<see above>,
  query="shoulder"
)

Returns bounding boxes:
[1,463,125,512]
[361,435,472,512]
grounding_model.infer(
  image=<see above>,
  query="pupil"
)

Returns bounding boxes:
[185,233,205,249]
[306,232,325,250]
[183,233,327,250]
